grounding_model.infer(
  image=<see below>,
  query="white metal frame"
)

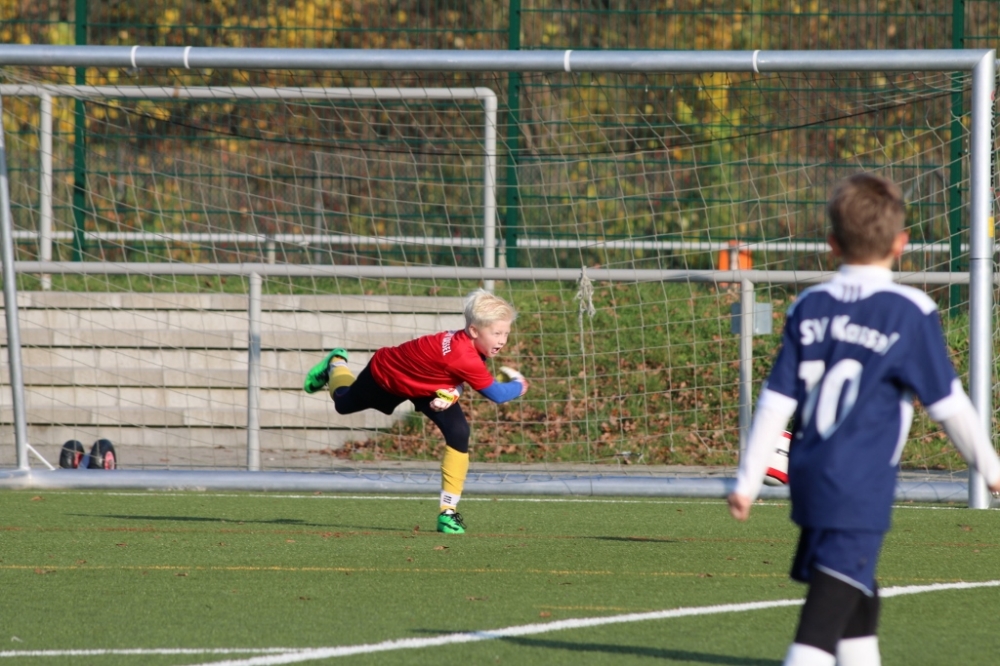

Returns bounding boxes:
[0,84,499,289]
[0,48,993,505]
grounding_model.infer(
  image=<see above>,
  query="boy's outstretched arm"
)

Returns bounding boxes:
[928,381,1000,493]
[729,388,797,521]
[478,368,528,404]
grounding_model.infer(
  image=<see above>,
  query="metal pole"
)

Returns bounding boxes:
[313,151,324,265]
[482,93,498,292]
[39,93,53,290]
[738,279,754,453]
[946,0,966,313]
[0,93,31,470]
[0,47,992,73]
[247,272,262,471]
[504,0,523,269]
[71,0,88,262]
[966,51,995,509]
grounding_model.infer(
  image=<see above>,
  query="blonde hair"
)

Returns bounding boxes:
[827,173,906,262]
[464,289,516,328]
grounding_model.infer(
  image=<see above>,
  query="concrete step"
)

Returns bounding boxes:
[0,386,392,411]
[8,366,299,389]
[0,404,410,429]
[4,351,375,388]
[0,427,386,469]
[0,291,461,453]
[0,425,383,453]
[7,328,436,350]
[5,292,465,313]
[4,310,464,335]
[16,347,368,370]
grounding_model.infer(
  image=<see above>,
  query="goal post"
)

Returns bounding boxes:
[0,47,994,507]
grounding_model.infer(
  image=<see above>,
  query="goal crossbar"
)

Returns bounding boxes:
[0,47,994,507]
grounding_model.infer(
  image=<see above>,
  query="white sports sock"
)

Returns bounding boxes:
[836,636,880,666]
[784,643,836,666]
[440,491,460,510]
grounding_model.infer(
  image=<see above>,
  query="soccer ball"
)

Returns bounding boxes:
[763,431,791,486]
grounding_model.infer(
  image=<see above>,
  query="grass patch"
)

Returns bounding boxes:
[0,490,997,664]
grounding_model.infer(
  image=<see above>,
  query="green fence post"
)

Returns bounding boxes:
[947,0,965,313]
[72,0,88,262]
[503,0,521,268]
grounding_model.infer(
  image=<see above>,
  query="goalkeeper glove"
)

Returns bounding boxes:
[498,366,529,396]
[430,385,463,411]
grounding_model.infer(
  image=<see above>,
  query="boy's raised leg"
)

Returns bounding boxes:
[303,347,351,394]
[327,349,355,394]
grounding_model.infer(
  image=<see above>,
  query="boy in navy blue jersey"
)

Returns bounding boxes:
[728,173,1000,666]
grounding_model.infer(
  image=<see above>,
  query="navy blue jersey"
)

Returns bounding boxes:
[765,265,959,531]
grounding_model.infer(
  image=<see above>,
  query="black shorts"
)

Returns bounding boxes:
[791,528,884,595]
[333,364,408,415]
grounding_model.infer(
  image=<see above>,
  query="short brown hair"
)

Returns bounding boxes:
[827,173,906,262]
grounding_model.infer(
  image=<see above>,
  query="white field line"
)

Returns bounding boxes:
[0,648,305,658]
[0,580,979,665]
[2,580,995,663]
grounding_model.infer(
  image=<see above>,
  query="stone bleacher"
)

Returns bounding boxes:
[0,291,464,469]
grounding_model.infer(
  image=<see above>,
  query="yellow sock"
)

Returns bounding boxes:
[327,362,355,397]
[440,447,469,511]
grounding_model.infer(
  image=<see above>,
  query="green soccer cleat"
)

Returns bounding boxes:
[437,510,466,534]
[303,348,349,394]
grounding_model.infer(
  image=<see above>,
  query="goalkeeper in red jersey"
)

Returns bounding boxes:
[303,289,529,534]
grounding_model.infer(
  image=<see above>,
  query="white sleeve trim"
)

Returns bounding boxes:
[924,378,967,422]
[734,388,798,500]
[936,391,1000,487]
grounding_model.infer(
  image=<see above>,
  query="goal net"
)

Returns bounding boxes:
[0,52,994,496]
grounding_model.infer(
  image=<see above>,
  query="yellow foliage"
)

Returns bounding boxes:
[48,23,74,46]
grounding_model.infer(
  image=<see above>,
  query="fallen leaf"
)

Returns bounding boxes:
[539,611,552,618]
[33,568,55,575]
[466,596,489,601]
[433,545,449,551]
[116,543,127,548]
[175,572,188,577]
[30,496,43,502]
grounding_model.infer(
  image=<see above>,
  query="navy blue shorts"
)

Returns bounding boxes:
[791,528,884,596]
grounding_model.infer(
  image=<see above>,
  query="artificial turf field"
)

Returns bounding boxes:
[1,490,998,665]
